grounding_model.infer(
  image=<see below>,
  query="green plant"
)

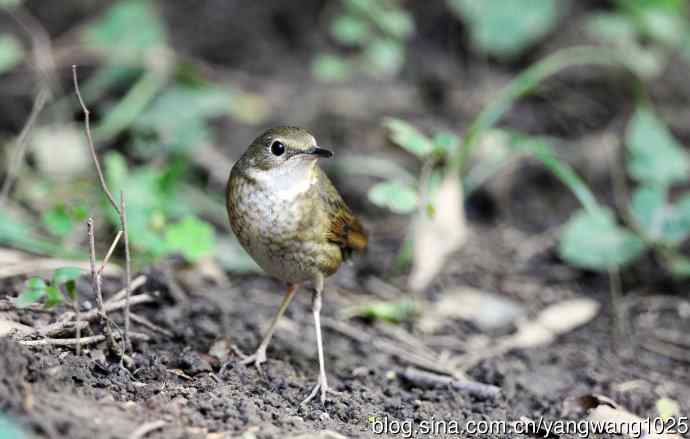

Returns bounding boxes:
[15,267,84,309]
[350,46,642,290]
[0,33,23,74]
[313,0,415,81]
[559,104,690,276]
[104,152,216,264]
[585,0,690,78]
[446,0,561,60]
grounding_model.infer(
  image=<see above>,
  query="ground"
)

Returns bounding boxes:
[1,1,690,438]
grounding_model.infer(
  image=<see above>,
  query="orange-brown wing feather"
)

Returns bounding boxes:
[317,168,368,260]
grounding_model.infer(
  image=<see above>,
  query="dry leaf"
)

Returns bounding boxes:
[409,171,467,291]
[569,394,683,439]
[535,298,601,334]
[656,398,680,421]
[419,287,526,332]
[0,319,34,338]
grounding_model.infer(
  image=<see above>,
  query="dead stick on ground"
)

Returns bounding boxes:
[120,192,133,351]
[130,313,173,338]
[129,420,166,439]
[88,217,118,353]
[39,293,156,335]
[19,331,150,348]
[400,367,500,400]
[105,275,147,304]
[73,65,133,353]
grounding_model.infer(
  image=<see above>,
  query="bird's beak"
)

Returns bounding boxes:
[305,146,333,158]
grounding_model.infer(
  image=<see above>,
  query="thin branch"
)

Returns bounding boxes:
[18,331,150,348]
[88,217,118,353]
[74,65,134,354]
[120,192,133,351]
[72,65,119,212]
[43,292,156,329]
[129,313,173,338]
[105,275,147,304]
[129,420,166,439]
[98,230,122,275]
[74,291,81,356]
[400,367,500,400]
[0,87,50,205]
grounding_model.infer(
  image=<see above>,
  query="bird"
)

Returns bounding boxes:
[226,126,368,405]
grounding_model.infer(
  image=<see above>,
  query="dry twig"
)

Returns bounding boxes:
[18,331,150,348]
[400,367,500,400]
[129,420,167,439]
[88,218,118,352]
[73,65,134,352]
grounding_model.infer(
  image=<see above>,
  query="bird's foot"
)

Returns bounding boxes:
[220,345,267,377]
[300,374,342,406]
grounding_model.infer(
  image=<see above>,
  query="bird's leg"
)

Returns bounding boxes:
[301,274,341,406]
[237,283,298,373]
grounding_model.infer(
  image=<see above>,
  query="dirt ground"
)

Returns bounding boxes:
[3,219,689,438]
[2,1,690,438]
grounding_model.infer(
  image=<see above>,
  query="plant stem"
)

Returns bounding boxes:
[454,46,626,172]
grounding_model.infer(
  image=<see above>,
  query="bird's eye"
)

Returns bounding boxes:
[270,141,285,156]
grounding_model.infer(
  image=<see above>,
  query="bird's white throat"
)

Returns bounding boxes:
[247,158,317,200]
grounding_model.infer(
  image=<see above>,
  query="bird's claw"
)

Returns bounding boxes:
[300,377,341,406]
[219,345,267,377]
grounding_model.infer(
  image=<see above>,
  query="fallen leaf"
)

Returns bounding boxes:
[568,394,683,439]
[503,298,600,349]
[419,287,526,332]
[0,319,34,338]
[535,298,601,334]
[656,397,680,422]
[409,171,467,291]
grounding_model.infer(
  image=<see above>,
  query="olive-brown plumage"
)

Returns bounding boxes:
[226,126,367,405]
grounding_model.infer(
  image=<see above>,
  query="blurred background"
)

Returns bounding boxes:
[2,0,690,284]
[1,0,690,437]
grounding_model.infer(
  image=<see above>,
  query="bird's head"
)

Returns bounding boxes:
[239,126,332,178]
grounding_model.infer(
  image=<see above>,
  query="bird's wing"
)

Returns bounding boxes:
[317,168,368,259]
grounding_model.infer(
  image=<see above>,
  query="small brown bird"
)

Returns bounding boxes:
[226,126,367,404]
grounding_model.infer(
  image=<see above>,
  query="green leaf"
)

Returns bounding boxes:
[447,0,560,59]
[432,131,460,157]
[52,267,84,286]
[559,208,646,271]
[586,13,638,43]
[331,15,371,45]
[0,34,23,74]
[374,8,415,39]
[667,255,690,278]
[135,85,233,153]
[383,118,433,157]
[632,186,690,244]
[44,286,63,309]
[368,180,418,214]
[0,211,67,256]
[347,299,416,323]
[15,278,47,308]
[0,414,27,439]
[65,280,77,301]
[164,216,216,262]
[84,0,166,62]
[312,53,352,82]
[626,107,689,186]
[362,38,405,76]
[42,206,74,237]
